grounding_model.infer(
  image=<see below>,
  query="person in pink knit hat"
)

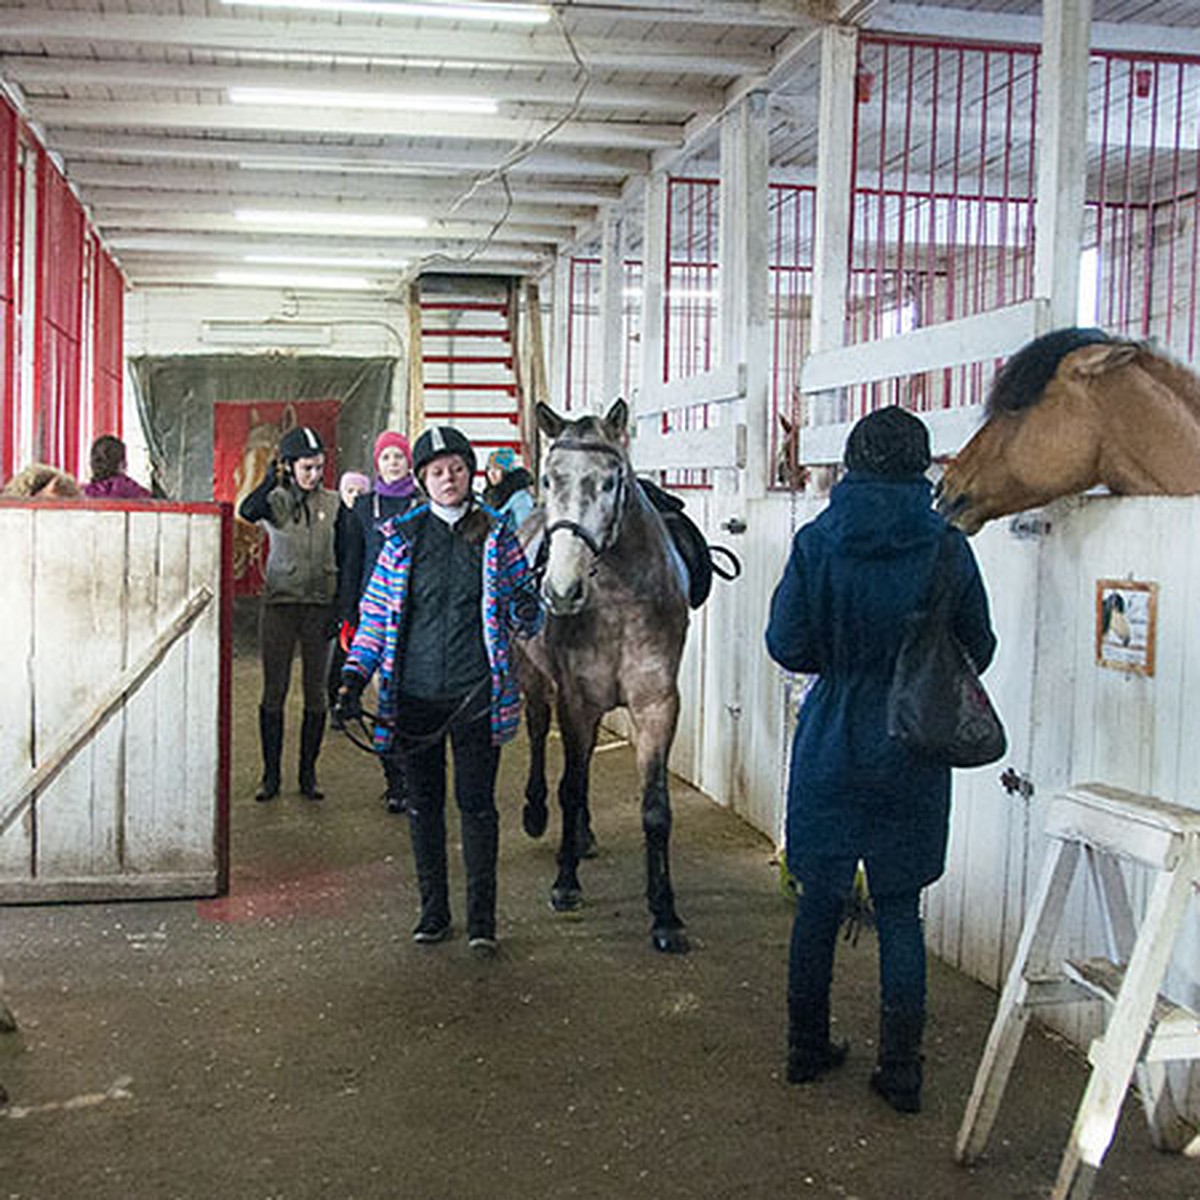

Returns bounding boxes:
[338,430,418,812]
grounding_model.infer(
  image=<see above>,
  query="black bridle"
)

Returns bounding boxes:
[540,437,629,564]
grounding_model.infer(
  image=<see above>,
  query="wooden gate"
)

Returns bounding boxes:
[0,500,231,902]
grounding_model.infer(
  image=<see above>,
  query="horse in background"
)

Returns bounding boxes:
[776,410,842,495]
[517,398,691,953]
[232,404,296,583]
[936,328,1200,534]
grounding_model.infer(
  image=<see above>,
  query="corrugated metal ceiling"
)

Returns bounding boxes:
[0,0,1195,292]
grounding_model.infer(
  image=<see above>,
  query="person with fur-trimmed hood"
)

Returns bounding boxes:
[336,426,542,955]
[481,445,535,531]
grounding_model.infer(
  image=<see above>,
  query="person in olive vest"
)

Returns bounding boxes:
[336,426,542,954]
[239,425,344,802]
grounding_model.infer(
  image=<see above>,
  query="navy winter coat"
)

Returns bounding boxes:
[339,489,417,621]
[765,472,997,896]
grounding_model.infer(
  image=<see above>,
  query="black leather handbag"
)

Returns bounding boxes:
[886,533,1006,768]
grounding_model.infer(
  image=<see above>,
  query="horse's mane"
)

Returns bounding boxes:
[986,327,1114,417]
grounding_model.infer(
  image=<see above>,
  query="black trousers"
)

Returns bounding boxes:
[396,691,499,820]
[259,602,335,714]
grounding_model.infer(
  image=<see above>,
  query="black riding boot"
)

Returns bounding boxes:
[256,706,283,802]
[870,1006,925,1113]
[787,884,847,1083]
[383,754,409,815]
[298,710,325,800]
[787,989,849,1084]
[462,810,499,952]
[408,806,450,942]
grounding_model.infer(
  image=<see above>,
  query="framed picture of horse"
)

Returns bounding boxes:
[1095,579,1158,676]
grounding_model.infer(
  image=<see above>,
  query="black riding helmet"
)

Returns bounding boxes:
[278,426,324,462]
[412,425,476,480]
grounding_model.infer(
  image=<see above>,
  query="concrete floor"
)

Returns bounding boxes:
[2,654,1199,1199]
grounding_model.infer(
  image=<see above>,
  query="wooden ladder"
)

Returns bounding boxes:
[407,272,528,472]
[956,782,1200,1199]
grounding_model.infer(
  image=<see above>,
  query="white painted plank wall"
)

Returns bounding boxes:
[0,505,224,901]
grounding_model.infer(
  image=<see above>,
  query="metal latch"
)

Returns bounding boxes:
[1000,767,1034,800]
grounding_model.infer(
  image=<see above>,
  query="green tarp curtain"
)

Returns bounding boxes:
[129,354,396,502]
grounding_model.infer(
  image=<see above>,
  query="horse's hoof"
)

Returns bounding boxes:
[651,927,690,954]
[523,804,549,839]
[575,827,598,859]
[550,887,582,912]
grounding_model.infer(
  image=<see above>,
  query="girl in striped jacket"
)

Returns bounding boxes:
[338,426,542,954]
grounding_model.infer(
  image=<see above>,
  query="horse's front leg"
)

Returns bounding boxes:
[550,699,599,912]
[633,694,688,953]
[519,658,551,839]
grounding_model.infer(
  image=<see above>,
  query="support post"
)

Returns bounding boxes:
[598,211,625,407]
[807,24,857,441]
[636,170,669,439]
[1034,0,1093,329]
[719,91,769,499]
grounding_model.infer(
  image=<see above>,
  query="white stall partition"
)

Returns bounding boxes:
[0,500,231,902]
[928,495,1200,1114]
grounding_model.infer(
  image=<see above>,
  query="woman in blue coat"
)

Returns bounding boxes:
[766,406,996,1114]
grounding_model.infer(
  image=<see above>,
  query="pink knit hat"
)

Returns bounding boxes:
[374,431,412,470]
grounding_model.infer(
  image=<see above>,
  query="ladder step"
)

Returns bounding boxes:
[1065,958,1196,1029]
[424,381,516,393]
[424,410,520,423]
[422,329,511,340]
[420,300,508,313]
[422,355,513,367]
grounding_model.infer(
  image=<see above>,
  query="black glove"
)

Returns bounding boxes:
[512,587,542,631]
[335,674,366,723]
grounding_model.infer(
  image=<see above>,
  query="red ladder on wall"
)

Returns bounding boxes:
[409,273,528,475]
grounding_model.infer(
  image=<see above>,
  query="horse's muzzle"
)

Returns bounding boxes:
[542,577,587,617]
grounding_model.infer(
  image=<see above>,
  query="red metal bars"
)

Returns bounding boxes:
[0,99,15,480]
[564,255,599,412]
[1086,52,1200,363]
[36,153,85,476]
[662,177,719,487]
[849,35,1040,416]
[768,182,815,489]
[92,244,124,441]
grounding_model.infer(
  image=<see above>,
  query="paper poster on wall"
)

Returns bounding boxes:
[1095,579,1158,676]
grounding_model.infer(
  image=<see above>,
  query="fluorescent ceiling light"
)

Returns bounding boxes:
[235,208,428,232]
[229,86,497,115]
[202,321,333,346]
[220,0,551,25]
[215,269,378,290]
[245,252,408,269]
[239,157,468,176]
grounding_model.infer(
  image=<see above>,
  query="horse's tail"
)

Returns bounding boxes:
[987,327,1113,417]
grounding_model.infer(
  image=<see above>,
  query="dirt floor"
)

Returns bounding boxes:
[2,646,1200,1199]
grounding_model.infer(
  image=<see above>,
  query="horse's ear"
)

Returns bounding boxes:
[536,401,566,440]
[779,412,795,435]
[602,398,629,443]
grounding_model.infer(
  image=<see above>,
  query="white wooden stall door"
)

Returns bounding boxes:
[0,504,228,903]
